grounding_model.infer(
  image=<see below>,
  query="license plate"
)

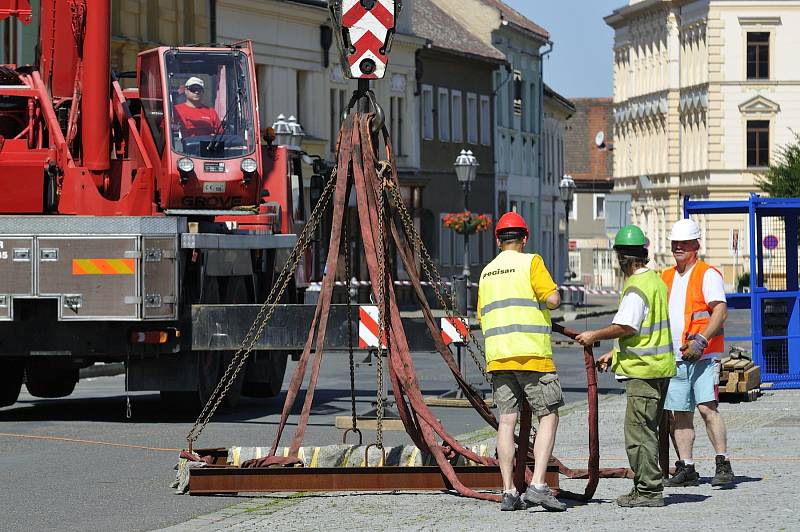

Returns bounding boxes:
[204,162,226,173]
[202,182,226,194]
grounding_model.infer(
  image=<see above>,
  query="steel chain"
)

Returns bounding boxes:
[343,212,359,434]
[373,160,387,452]
[186,167,339,447]
[387,184,489,382]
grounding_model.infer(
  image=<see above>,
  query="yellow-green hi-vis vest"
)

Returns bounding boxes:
[612,270,677,379]
[478,251,552,363]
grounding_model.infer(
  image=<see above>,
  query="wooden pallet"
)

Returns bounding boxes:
[718,356,761,402]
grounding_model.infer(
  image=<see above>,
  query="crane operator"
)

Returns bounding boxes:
[173,77,222,138]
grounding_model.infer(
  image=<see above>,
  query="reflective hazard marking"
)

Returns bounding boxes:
[72,258,135,275]
[358,305,386,348]
[441,317,469,346]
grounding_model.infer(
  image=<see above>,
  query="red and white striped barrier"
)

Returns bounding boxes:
[441,317,469,346]
[308,281,617,295]
[358,305,385,349]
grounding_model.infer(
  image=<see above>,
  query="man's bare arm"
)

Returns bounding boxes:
[575,324,636,347]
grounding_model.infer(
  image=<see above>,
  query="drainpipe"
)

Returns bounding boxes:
[537,40,553,267]
[209,0,217,43]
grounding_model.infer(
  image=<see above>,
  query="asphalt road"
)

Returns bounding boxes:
[0,310,752,532]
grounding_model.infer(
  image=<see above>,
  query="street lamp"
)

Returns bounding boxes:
[559,174,576,281]
[272,114,292,147]
[454,149,479,278]
[287,115,305,148]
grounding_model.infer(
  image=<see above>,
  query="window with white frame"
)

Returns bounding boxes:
[569,195,577,220]
[593,194,606,220]
[451,90,463,143]
[467,93,478,144]
[421,85,433,140]
[438,88,450,141]
[569,251,581,278]
[480,95,491,145]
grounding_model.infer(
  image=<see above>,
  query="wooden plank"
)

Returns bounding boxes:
[737,365,761,393]
[725,372,740,393]
[423,396,495,408]
[334,417,407,431]
[732,359,753,371]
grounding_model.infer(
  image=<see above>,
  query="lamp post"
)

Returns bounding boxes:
[272,114,292,147]
[454,149,479,279]
[559,174,576,282]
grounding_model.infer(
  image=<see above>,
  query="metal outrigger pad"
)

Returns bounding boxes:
[329,0,402,79]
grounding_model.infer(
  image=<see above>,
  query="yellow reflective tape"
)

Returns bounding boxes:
[310,447,320,468]
[298,447,305,464]
[342,446,353,467]
[232,447,240,467]
[72,258,135,275]
[407,447,419,466]
[255,446,262,459]
[282,447,289,458]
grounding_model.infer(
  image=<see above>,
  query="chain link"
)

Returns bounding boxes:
[186,167,339,448]
[343,212,359,435]
[372,160,388,451]
[387,183,489,382]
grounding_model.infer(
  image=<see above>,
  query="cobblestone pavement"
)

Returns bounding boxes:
[158,390,800,531]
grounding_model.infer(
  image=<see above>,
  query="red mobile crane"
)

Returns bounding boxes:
[0,0,309,408]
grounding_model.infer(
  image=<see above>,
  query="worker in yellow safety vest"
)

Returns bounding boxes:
[477,212,565,512]
[576,225,676,508]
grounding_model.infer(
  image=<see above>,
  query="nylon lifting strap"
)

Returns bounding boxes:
[183,89,663,502]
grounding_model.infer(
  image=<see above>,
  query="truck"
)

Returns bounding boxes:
[0,0,313,408]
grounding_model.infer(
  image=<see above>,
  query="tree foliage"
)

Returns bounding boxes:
[758,132,800,197]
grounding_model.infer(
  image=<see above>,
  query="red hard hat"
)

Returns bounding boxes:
[495,212,529,238]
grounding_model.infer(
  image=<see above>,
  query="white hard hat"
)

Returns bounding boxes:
[185,76,205,89]
[668,218,701,241]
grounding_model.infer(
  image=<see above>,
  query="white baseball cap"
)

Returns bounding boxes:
[185,76,205,89]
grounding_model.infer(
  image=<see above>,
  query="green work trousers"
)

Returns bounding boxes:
[624,377,669,497]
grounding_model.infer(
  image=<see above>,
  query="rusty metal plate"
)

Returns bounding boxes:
[188,465,559,495]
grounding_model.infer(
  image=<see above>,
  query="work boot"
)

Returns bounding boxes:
[523,485,567,512]
[711,455,735,487]
[616,491,665,508]
[500,491,526,511]
[664,460,700,487]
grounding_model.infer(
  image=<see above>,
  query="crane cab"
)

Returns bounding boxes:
[136,43,263,211]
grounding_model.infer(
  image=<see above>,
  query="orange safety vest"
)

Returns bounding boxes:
[661,260,724,355]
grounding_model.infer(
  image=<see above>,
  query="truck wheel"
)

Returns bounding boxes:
[25,366,78,398]
[0,361,24,407]
[220,276,251,408]
[242,352,288,398]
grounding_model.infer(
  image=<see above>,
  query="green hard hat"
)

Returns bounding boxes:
[614,225,647,247]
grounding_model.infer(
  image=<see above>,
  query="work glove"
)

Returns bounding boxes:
[680,333,708,362]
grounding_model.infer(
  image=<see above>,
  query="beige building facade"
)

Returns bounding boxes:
[111,0,210,75]
[606,0,800,288]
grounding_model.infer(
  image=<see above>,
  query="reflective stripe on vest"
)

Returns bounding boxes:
[638,319,670,336]
[662,261,725,356]
[478,251,553,362]
[484,324,552,338]
[612,270,677,379]
[480,298,547,315]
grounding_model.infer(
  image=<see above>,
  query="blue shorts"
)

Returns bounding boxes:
[665,359,719,412]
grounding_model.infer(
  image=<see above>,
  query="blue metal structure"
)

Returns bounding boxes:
[684,193,800,389]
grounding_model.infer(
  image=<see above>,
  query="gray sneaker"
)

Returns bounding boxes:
[500,491,526,511]
[523,485,567,512]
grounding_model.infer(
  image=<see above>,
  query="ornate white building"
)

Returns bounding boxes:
[606,0,800,288]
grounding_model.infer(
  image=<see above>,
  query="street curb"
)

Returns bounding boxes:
[79,363,125,379]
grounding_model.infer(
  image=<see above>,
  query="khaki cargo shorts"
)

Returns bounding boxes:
[491,370,565,416]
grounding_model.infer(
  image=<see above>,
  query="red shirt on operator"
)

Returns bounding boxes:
[173,76,221,137]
